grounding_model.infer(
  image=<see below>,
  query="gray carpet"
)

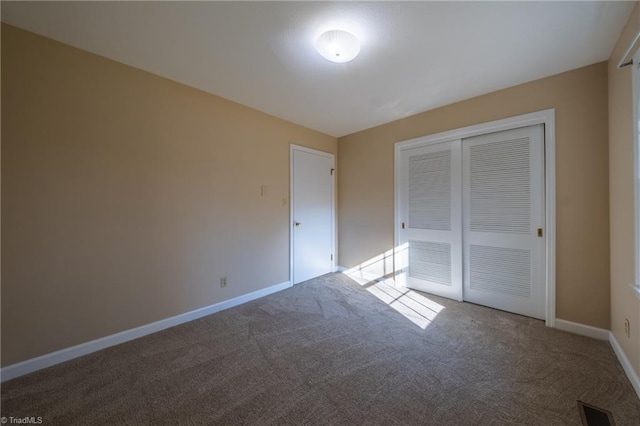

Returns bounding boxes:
[1,273,639,425]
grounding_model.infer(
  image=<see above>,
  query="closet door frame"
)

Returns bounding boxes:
[394,109,556,327]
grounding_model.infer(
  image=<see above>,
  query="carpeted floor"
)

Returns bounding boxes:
[2,273,639,425]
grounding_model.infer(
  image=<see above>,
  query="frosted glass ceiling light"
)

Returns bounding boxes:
[315,30,360,63]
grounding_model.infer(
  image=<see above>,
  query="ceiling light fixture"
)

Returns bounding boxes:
[315,30,360,63]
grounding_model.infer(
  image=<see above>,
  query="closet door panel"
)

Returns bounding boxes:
[462,125,545,319]
[398,140,462,301]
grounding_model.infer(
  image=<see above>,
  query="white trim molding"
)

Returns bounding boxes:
[610,332,640,399]
[554,319,609,341]
[632,48,640,302]
[0,281,292,383]
[394,109,556,326]
[555,321,640,399]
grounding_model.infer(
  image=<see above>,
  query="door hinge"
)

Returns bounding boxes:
[402,222,405,229]
[537,228,543,237]
[330,168,335,175]
[331,254,333,261]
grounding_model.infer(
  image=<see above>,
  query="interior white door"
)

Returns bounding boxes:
[291,146,334,284]
[462,125,545,319]
[398,140,463,300]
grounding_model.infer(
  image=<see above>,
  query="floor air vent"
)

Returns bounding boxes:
[578,400,615,426]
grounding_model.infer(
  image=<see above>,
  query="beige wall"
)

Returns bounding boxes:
[1,24,337,366]
[338,62,610,329]
[609,3,640,376]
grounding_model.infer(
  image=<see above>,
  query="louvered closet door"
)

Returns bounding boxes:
[462,125,545,319]
[398,140,463,301]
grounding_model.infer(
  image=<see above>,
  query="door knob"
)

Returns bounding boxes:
[295,222,301,227]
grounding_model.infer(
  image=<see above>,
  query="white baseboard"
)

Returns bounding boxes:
[554,318,610,340]
[609,332,640,399]
[554,319,640,399]
[337,265,347,273]
[0,280,292,383]
[5,281,639,402]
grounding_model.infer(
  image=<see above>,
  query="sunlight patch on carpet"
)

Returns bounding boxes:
[342,245,444,329]
[365,281,444,329]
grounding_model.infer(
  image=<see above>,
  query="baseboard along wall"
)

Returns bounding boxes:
[340,265,639,398]
[3,277,640,401]
[552,319,640,398]
[609,332,640,399]
[0,281,292,383]
[553,318,610,341]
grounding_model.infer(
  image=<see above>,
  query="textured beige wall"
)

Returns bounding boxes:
[1,24,337,366]
[609,2,640,376]
[338,62,610,329]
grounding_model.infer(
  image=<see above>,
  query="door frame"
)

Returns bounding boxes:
[394,109,556,326]
[632,48,640,299]
[290,144,337,285]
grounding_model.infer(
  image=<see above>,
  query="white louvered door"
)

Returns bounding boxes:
[398,140,463,300]
[462,125,545,319]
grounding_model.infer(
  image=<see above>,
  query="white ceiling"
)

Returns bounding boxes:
[2,1,634,137]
